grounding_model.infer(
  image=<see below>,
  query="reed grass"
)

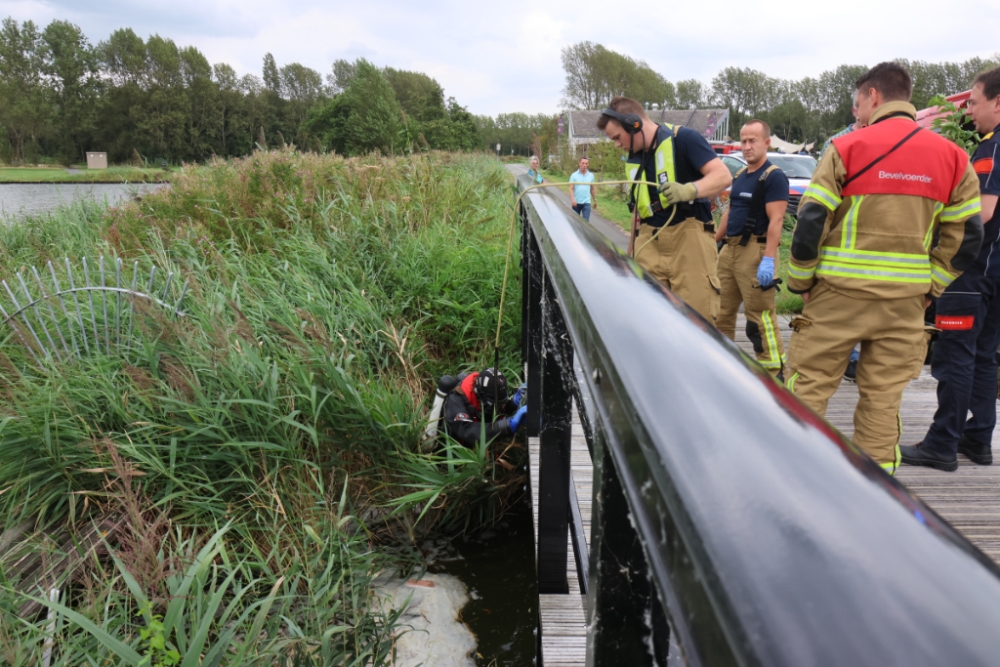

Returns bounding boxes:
[0,149,523,664]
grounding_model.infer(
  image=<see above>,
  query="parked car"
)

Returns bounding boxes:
[720,153,817,217]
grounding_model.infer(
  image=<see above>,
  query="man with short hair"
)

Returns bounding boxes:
[903,66,1000,471]
[786,62,984,474]
[715,120,789,377]
[598,96,732,322]
[569,157,597,221]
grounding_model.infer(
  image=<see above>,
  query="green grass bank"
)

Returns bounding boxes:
[0,166,169,183]
[0,150,523,664]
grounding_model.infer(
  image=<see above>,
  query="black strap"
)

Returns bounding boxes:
[842,126,922,189]
[740,165,777,246]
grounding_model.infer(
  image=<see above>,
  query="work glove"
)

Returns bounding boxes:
[658,181,698,205]
[757,256,775,288]
[509,405,528,433]
[513,383,527,408]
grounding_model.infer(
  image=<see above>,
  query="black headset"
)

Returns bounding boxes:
[601,108,643,135]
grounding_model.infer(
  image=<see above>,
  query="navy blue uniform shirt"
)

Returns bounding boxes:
[970,124,1000,277]
[726,159,790,238]
[631,125,719,225]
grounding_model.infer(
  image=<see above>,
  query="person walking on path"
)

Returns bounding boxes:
[715,119,789,377]
[598,96,732,323]
[902,66,1000,471]
[527,155,544,185]
[569,157,597,221]
[785,62,984,475]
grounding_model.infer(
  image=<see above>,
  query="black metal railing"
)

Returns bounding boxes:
[517,174,1000,667]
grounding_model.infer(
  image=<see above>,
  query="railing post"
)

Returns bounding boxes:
[587,440,659,666]
[536,265,572,594]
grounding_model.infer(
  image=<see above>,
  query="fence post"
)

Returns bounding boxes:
[536,264,573,594]
[587,441,658,666]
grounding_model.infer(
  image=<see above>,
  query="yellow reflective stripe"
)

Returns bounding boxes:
[788,262,816,279]
[940,197,982,222]
[786,371,799,392]
[840,195,863,249]
[804,183,842,211]
[820,248,930,268]
[759,311,782,368]
[816,264,930,283]
[925,205,942,251]
[931,265,957,287]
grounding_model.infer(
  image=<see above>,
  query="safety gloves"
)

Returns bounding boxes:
[509,405,528,432]
[658,181,698,205]
[512,383,527,408]
[757,256,775,288]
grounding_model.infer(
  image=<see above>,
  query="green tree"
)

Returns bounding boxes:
[0,18,52,162]
[561,41,676,109]
[42,20,98,164]
[676,79,705,109]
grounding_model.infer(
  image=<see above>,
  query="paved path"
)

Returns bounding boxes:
[517,172,1000,666]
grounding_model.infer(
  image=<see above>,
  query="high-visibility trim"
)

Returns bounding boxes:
[788,262,816,279]
[940,197,982,222]
[820,248,930,267]
[758,311,783,368]
[631,125,677,220]
[785,371,799,392]
[879,444,901,476]
[817,263,930,283]
[925,204,942,250]
[840,195,863,249]
[804,183,842,211]
[931,265,957,287]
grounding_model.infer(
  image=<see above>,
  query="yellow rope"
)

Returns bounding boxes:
[494,177,682,350]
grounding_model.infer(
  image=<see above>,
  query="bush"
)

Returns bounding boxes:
[0,150,524,661]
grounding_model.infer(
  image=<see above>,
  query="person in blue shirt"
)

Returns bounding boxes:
[569,157,597,221]
[715,119,790,377]
[902,66,1000,471]
[527,155,544,184]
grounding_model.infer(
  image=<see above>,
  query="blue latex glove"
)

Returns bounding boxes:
[757,256,775,287]
[509,405,528,432]
[512,383,527,407]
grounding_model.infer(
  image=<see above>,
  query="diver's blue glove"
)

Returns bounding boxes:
[757,256,775,287]
[509,405,528,432]
[513,383,527,407]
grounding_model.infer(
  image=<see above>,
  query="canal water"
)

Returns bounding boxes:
[0,182,167,220]
[423,493,539,666]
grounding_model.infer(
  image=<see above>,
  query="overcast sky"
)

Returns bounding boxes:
[5,0,999,116]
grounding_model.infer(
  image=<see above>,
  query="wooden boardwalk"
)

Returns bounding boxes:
[529,313,1000,666]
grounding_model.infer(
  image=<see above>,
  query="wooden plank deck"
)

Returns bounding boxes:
[529,312,1000,666]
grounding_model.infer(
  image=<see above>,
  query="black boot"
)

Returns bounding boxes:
[900,442,958,472]
[958,436,993,465]
[843,358,857,383]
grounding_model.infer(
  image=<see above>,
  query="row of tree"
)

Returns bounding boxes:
[560,41,1000,144]
[0,17,480,164]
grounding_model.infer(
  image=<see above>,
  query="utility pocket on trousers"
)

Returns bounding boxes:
[788,315,812,333]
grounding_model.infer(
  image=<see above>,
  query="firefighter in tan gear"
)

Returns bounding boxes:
[716,119,790,377]
[786,62,985,474]
[598,97,733,322]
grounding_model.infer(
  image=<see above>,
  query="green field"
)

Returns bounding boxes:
[540,166,634,231]
[0,166,168,183]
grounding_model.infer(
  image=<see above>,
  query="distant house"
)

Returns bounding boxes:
[566,108,730,153]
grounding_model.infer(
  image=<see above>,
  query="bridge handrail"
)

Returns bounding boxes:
[517,173,1000,667]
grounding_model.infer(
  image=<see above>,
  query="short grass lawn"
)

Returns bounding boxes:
[0,166,168,183]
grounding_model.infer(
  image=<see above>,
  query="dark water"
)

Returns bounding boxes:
[0,182,167,220]
[424,493,539,666]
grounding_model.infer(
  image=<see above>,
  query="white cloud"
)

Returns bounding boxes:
[5,0,999,115]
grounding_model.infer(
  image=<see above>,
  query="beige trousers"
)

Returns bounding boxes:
[634,218,720,323]
[786,282,926,467]
[717,237,785,376]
